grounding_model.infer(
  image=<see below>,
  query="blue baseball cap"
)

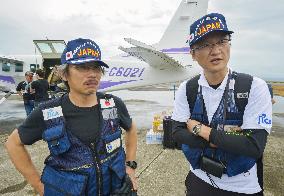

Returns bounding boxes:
[188,13,234,46]
[61,38,109,68]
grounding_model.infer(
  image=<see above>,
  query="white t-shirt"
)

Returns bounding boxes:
[172,69,272,194]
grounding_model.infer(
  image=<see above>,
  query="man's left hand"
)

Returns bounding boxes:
[126,166,138,191]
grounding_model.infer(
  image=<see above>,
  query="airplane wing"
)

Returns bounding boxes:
[119,38,184,70]
[0,77,15,92]
[0,56,19,92]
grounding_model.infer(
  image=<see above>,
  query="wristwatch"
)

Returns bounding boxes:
[192,123,202,136]
[126,161,137,169]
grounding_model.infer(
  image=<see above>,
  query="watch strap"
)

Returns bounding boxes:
[192,123,202,136]
[126,161,137,169]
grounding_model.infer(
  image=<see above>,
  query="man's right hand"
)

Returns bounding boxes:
[5,129,43,196]
[126,166,138,191]
[209,143,217,148]
[17,91,23,98]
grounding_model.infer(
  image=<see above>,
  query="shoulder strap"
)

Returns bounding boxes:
[186,74,201,114]
[97,92,112,99]
[232,71,253,114]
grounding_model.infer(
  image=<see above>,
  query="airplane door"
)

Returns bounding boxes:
[33,40,66,78]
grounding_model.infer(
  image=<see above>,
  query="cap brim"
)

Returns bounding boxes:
[190,29,234,46]
[66,58,109,68]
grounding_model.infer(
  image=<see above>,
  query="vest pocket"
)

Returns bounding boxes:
[225,153,256,177]
[181,144,203,169]
[103,131,122,155]
[41,165,88,196]
[109,150,126,190]
[42,124,71,156]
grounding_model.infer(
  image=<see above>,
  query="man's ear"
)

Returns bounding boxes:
[61,72,67,82]
[190,50,196,61]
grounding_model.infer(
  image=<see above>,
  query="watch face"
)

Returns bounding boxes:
[126,161,137,169]
[193,126,198,134]
[193,124,201,135]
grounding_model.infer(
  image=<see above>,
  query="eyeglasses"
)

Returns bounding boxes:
[191,38,231,52]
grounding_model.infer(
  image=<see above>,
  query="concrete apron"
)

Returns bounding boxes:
[0,128,283,196]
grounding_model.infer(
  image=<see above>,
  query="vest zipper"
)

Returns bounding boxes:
[90,143,103,196]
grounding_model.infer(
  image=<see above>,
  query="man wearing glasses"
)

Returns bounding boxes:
[172,13,271,195]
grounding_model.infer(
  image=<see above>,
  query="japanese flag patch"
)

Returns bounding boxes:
[65,51,73,60]
[100,98,115,108]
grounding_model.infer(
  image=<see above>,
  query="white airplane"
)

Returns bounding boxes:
[0,0,209,93]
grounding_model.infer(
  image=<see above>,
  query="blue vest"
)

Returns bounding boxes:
[182,73,256,177]
[40,93,126,195]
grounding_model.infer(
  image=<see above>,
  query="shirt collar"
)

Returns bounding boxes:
[198,68,233,90]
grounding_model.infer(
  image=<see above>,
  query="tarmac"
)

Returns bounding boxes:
[0,92,283,196]
[0,123,284,196]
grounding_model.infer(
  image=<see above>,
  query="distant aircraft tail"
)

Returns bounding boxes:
[119,0,208,68]
[0,75,16,92]
[155,0,208,52]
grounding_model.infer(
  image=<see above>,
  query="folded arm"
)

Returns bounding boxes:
[172,120,208,149]
[187,119,268,159]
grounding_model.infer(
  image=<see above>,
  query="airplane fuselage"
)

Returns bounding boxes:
[100,58,200,92]
[0,55,201,93]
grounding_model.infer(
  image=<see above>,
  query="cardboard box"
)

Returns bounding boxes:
[146,129,163,144]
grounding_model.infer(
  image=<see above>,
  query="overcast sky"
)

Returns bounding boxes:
[0,0,283,81]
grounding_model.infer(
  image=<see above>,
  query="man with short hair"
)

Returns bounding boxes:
[16,71,35,116]
[30,69,49,107]
[6,38,138,195]
[172,13,271,195]
[267,83,276,104]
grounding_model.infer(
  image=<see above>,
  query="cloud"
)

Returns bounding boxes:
[0,0,283,81]
[0,0,180,57]
[208,0,284,80]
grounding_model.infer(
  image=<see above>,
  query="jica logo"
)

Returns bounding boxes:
[107,144,113,151]
[258,114,271,125]
[47,109,59,119]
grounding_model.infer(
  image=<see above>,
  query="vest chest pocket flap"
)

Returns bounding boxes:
[103,131,126,190]
[103,131,122,155]
[42,124,71,156]
[110,149,126,191]
[41,165,88,196]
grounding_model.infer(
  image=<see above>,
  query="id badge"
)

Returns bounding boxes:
[223,125,240,132]
[106,138,121,153]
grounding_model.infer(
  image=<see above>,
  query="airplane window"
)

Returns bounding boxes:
[2,62,10,72]
[52,43,65,53]
[15,63,23,72]
[30,64,38,72]
[37,43,52,53]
